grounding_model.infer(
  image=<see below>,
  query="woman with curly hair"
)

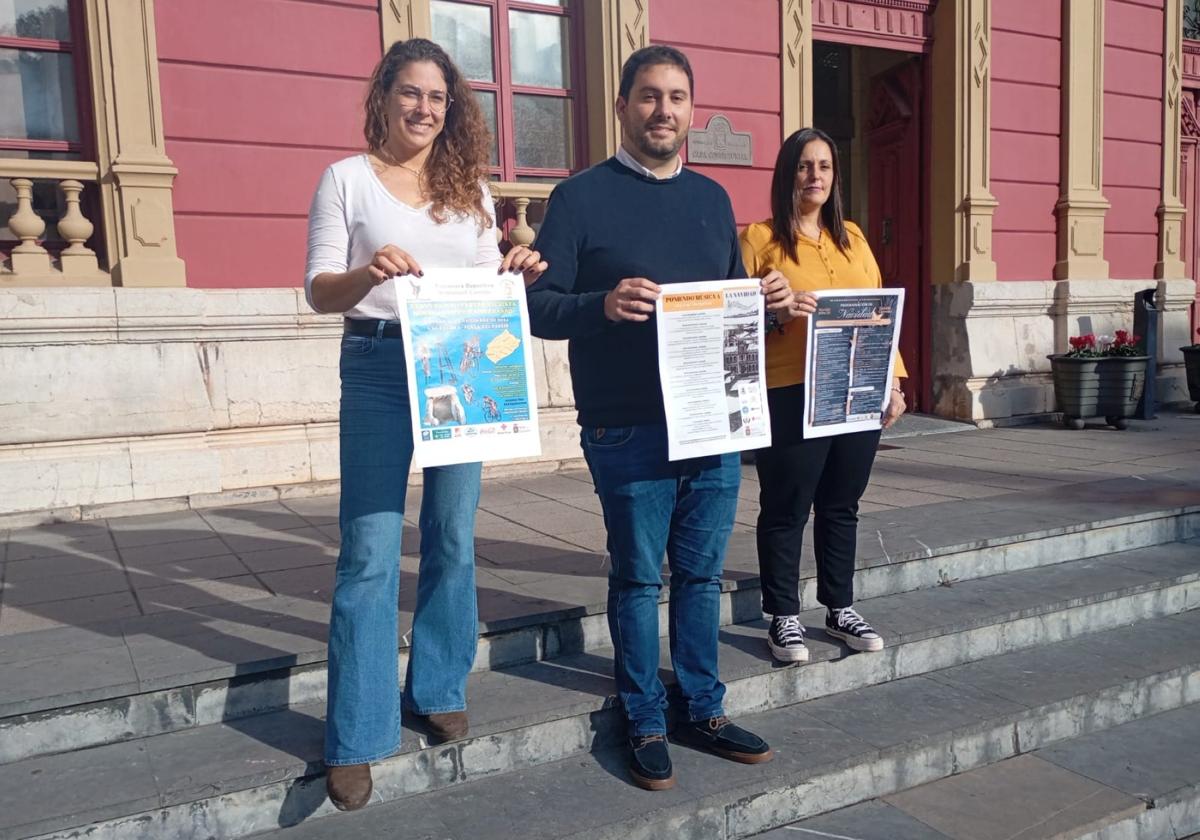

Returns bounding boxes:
[305,38,546,811]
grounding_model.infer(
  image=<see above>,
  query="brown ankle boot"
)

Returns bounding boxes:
[326,763,372,811]
[413,710,469,743]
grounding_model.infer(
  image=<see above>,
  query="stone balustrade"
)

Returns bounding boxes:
[491,181,554,248]
[1,160,108,286]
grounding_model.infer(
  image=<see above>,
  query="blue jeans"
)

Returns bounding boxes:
[325,330,481,766]
[581,423,739,737]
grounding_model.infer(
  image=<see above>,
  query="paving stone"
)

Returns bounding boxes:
[507,474,598,501]
[0,620,126,665]
[1037,704,1200,802]
[486,499,605,534]
[2,568,130,606]
[800,675,1024,750]
[476,484,549,512]
[126,554,251,587]
[218,527,332,555]
[239,544,337,574]
[137,575,273,615]
[107,510,216,548]
[882,754,1143,840]
[475,533,600,567]
[0,644,138,715]
[0,738,159,839]
[762,800,955,839]
[119,537,234,569]
[4,530,116,562]
[2,548,123,581]
[0,591,142,636]
[279,497,340,527]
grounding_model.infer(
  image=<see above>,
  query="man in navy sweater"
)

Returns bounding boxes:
[527,45,796,790]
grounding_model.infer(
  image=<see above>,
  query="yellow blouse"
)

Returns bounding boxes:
[740,219,908,390]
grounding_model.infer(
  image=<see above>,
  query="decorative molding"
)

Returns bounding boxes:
[584,0,648,161]
[1183,94,1200,139]
[1054,0,1109,280]
[380,0,430,50]
[1158,0,1187,280]
[952,0,997,282]
[781,0,813,137]
[812,0,933,53]
[1184,39,1200,85]
[83,0,186,287]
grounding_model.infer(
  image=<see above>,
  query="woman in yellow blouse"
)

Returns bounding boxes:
[740,127,907,663]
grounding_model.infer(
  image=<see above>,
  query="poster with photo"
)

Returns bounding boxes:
[656,279,771,460]
[802,288,905,439]
[397,268,541,467]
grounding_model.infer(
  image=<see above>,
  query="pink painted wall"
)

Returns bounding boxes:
[989,0,1061,281]
[154,0,380,288]
[650,0,779,227]
[1104,0,1164,280]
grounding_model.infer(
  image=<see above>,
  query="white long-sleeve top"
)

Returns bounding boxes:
[304,154,502,320]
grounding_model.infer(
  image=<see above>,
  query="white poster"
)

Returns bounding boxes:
[656,279,771,461]
[396,268,541,468]
[802,288,905,439]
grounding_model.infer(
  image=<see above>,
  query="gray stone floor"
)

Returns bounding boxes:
[0,412,1197,682]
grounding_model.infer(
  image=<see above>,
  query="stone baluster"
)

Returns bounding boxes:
[494,195,504,244]
[509,197,535,246]
[8,178,52,275]
[58,180,100,276]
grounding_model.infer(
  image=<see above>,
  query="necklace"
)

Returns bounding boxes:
[376,148,424,179]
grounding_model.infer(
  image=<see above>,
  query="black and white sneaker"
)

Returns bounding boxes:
[825,606,884,652]
[767,615,810,662]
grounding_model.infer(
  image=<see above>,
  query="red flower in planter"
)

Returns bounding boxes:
[1066,333,1100,358]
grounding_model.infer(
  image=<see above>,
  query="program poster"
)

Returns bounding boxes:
[802,288,905,439]
[656,279,771,461]
[396,268,541,468]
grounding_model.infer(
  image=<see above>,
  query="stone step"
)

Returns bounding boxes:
[3,541,1197,839]
[2,507,1195,765]
[241,608,1200,840]
[767,701,1200,840]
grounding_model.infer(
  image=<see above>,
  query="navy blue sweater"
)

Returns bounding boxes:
[527,158,745,428]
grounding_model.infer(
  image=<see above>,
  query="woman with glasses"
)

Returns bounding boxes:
[305,38,547,811]
[740,128,907,666]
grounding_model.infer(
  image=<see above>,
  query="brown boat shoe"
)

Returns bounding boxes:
[326,762,373,811]
[411,710,469,744]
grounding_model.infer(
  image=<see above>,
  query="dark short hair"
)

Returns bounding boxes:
[770,127,850,259]
[618,45,694,100]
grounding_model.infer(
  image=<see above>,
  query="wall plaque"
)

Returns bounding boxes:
[687,115,753,167]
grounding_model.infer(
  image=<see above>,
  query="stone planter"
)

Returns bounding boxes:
[1182,345,1200,413]
[1047,354,1149,430]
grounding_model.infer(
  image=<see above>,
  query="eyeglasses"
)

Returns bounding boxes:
[392,85,453,114]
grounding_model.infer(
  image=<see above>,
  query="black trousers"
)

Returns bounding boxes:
[755,384,881,615]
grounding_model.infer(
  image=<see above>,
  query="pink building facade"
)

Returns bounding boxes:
[0,0,1195,519]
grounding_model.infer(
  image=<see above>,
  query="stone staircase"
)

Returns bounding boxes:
[1,499,1197,840]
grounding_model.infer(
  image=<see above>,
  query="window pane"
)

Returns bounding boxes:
[431,0,494,83]
[508,10,569,88]
[0,48,79,142]
[473,88,499,168]
[0,0,72,41]
[518,0,566,6]
[513,94,573,170]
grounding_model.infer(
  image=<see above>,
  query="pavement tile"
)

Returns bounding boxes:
[800,675,1024,749]
[508,473,597,501]
[256,564,338,602]
[485,499,605,534]
[146,707,324,807]
[3,568,131,607]
[4,530,116,562]
[198,505,316,537]
[118,537,234,569]
[0,620,126,665]
[0,644,138,713]
[126,554,252,589]
[2,549,122,581]
[136,575,273,615]
[1036,704,1200,801]
[279,496,340,527]
[475,533,599,567]
[0,738,159,838]
[0,590,142,636]
[476,484,549,512]
[239,543,337,574]
[764,800,955,840]
[107,510,216,548]
[883,753,1143,840]
[218,527,332,554]
[555,528,610,553]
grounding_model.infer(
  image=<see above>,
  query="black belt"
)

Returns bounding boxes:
[344,318,403,338]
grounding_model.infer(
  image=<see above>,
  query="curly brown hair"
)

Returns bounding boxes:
[364,39,493,229]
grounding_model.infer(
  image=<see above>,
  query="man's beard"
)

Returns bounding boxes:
[634,123,684,160]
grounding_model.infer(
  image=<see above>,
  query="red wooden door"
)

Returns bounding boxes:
[866,61,924,409]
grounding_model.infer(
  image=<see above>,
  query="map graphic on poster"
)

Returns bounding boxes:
[397,268,541,467]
